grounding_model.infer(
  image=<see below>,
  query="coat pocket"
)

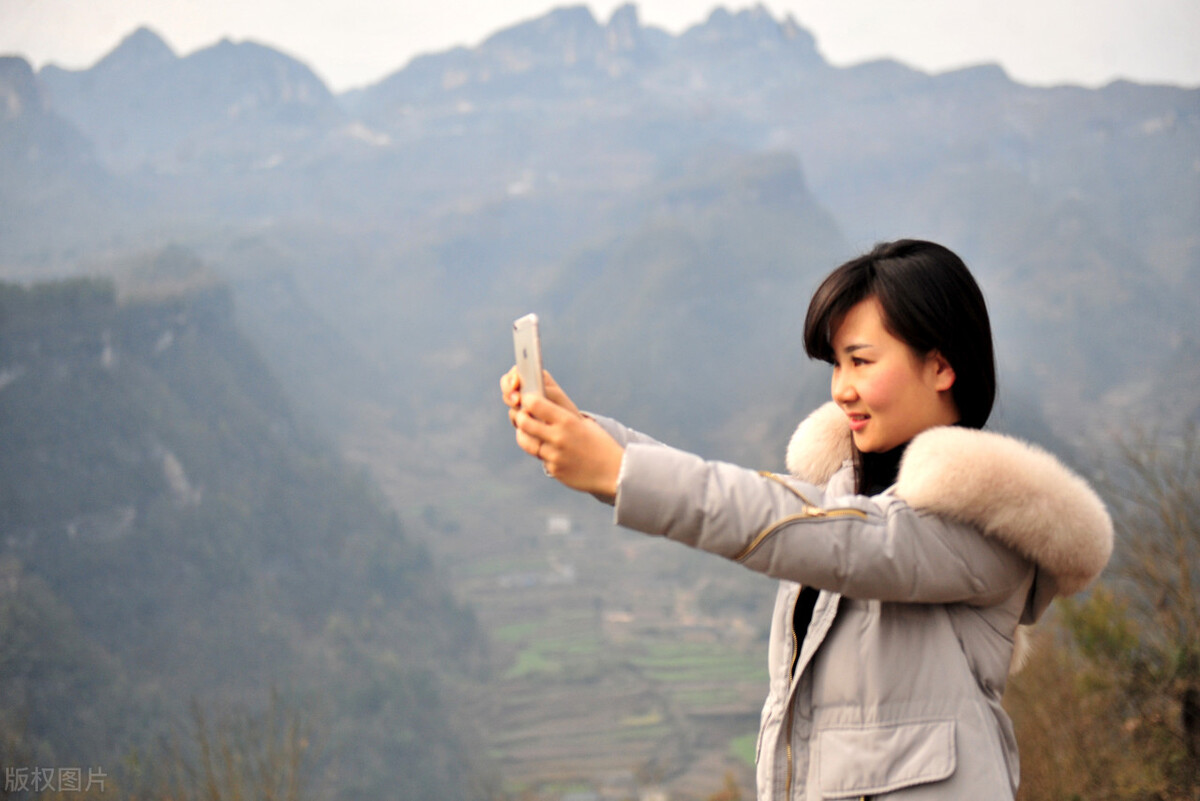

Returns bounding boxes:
[816,719,956,799]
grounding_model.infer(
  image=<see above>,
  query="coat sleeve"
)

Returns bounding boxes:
[581,413,667,506]
[585,412,666,450]
[614,440,1032,606]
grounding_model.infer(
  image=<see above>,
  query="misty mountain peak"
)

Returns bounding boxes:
[778,13,818,48]
[0,56,42,120]
[35,28,342,174]
[94,26,177,76]
[696,5,781,40]
[186,36,336,105]
[605,4,643,53]
[481,5,605,63]
[683,4,818,54]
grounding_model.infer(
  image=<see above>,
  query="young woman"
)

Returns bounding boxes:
[502,239,1113,799]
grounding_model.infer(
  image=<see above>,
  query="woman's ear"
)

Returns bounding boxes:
[927,350,956,392]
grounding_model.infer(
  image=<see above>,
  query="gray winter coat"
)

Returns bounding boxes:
[592,402,1113,800]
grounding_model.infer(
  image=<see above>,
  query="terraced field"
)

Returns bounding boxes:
[345,418,775,799]
[453,506,772,798]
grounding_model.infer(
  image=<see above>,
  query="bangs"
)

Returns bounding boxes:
[803,255,875,364]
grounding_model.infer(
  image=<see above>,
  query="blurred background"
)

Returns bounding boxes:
[1,2,1197,799]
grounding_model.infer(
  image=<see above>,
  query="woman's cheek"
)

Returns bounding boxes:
[859,367,898,410]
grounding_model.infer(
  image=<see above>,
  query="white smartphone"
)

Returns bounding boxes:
[512,313,545,398]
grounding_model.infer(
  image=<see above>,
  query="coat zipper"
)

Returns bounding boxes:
[734,504,867,564]
[784,701,796,797]
[785,591,800,798]
[734,472,868,565]
[752,472,866,797]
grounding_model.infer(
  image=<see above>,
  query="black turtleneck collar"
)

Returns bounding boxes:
[856,441,910,496]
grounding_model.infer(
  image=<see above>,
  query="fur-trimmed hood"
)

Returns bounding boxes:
[786,402,1113,599]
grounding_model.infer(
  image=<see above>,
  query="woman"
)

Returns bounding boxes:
[502,239,1112,799]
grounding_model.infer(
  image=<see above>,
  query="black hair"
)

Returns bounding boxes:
[803,240,997,491]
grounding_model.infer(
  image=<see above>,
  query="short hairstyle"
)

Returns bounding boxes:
[803,239,996,429]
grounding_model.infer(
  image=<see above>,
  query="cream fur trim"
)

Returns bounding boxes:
[1010,625,1035,674]
[785,402,852,483]
[897,426,1113,595]
[785,403,1114,596]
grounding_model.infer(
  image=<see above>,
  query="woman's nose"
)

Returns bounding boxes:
[832,370,857,403]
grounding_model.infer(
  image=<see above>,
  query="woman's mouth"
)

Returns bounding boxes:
[847,414,870,432]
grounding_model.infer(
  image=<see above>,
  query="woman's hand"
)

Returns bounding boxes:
[500,367,624,498]
[501,366,580,419]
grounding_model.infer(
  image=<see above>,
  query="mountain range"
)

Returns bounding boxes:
[3,4,1196,449]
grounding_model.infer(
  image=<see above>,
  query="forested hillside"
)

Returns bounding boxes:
[0,273,488,800]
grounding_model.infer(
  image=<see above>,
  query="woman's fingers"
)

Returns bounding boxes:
[513,423,542,458]
[504,367,578,417]
[516,395,561,437]
[501,367,522,409]
[500,366,517,394]
[542,370,579,416]
[513,398,567,464]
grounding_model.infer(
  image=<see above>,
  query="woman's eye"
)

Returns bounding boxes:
[851,357,868,366]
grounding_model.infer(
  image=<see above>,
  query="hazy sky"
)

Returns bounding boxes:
[2,0,1198,93]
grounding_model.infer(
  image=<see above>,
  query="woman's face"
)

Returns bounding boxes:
[830,296,959,453]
